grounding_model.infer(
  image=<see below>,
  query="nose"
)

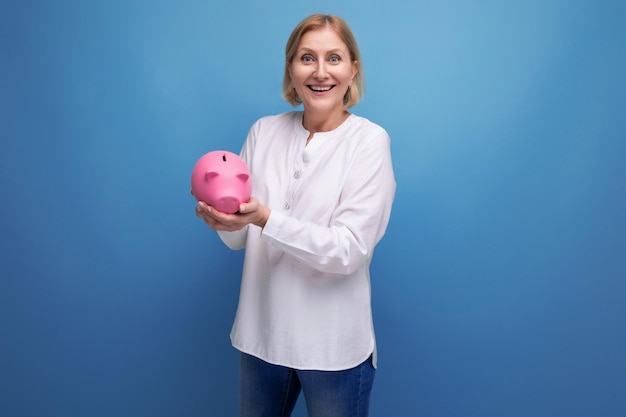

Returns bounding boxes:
[216,196,240,214]
[313,61,328,78]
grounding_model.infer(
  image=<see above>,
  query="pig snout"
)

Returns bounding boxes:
[213,195,240,214]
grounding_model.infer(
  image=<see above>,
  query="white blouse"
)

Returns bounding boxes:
[218,111,395,371]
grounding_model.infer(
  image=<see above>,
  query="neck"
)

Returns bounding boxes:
[302,109,350,134]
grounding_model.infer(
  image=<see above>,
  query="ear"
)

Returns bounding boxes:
[205,171,219,181]
[351,60,358,82]
[237,173,250,181]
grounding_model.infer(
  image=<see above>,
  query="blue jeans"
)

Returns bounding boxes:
[239,352,375,417]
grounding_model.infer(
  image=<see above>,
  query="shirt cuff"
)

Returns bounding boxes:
[260,208,285,242]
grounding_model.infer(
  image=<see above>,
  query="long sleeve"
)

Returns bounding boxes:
[260,129,395,275]
[217,226,248,250]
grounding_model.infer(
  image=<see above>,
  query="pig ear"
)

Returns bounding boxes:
[205,171,219,181]
[237,173,249,181]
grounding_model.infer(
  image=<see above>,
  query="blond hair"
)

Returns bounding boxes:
[282,14,364,109]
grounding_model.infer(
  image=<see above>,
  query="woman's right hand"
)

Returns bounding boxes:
[195,197,270,231]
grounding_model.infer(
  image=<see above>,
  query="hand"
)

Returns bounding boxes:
[195,197,270,231]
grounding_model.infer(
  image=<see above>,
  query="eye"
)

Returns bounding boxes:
[300,54,314,63]
[329,54,341,63]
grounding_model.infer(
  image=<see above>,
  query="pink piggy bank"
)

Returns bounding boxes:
[191,150,251,214]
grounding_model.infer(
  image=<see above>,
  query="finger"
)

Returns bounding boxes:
[195,204,206,218]
[196,201,210,214]
[203,216,234,231]
[238,198,256,214]
[203,216,215,228]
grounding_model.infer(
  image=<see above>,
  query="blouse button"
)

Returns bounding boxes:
[284,202,290,210]
[293,170,301,179]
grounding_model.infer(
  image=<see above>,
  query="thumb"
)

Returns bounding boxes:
[239,197,256,213]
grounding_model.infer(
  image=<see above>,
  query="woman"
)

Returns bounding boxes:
[196,14,395,417]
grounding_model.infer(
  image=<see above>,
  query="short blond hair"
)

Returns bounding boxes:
[282,14,364,109]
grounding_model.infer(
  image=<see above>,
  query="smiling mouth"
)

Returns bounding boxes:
[308,85,335,92]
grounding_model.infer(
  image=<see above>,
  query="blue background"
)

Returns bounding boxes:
[2,1,625,416]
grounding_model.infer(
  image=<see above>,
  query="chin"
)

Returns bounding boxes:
[302,99,343,113]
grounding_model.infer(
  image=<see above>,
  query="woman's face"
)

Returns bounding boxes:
[289,27,357,116]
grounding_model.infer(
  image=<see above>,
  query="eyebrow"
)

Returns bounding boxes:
[297,47,347,55]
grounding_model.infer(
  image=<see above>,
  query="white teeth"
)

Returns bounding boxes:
[310,86,333,91]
